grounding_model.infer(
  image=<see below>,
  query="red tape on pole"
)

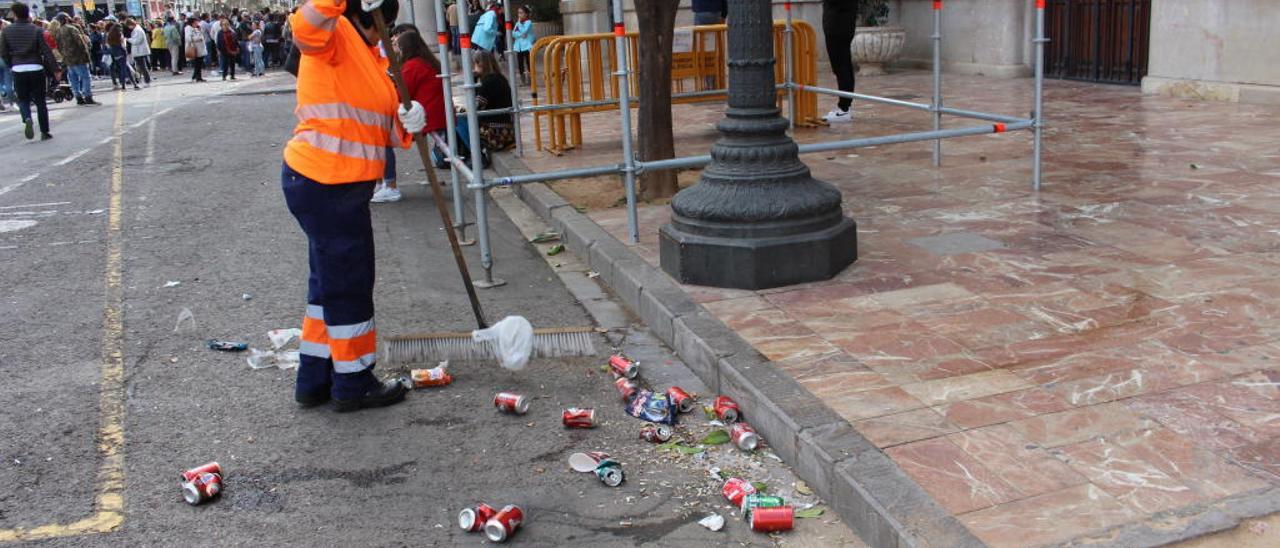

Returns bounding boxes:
[784,2,791,11]
[613,23,625,36]
[437,32,448,46]
[1036,0,1045,7]
[933,1,942,10]
[505,22,513,30]
[994,123,1007,133]
[460,34,471,49]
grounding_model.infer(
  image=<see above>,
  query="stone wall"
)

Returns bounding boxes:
[1142,0,1280,105]
[891,0,1034,78]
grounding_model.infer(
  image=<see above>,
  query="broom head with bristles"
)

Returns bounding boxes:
[385,327,600,366]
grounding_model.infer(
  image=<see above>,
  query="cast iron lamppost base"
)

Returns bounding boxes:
[659,0,857,290]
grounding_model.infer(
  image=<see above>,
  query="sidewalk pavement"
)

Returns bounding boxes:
[503,69,1280,546]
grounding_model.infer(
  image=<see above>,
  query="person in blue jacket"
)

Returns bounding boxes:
[470,0,499,52]
[511,4,533,85]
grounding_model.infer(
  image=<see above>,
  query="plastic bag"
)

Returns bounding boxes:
[472,316,533,371]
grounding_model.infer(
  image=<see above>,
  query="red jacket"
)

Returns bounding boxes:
[401,57,447,134]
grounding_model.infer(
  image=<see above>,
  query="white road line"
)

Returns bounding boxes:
[0,201,70,210]
[21,173,40,182]
[55,148,92,166]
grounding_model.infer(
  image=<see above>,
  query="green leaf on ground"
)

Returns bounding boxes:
[657,441,681,452]
[751,482,768,494]
[699,430,730,445]
[676,444,706,455]
[546,243,565,256]
[795,506,826,519]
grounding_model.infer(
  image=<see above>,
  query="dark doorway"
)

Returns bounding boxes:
[1044,0,1151,85]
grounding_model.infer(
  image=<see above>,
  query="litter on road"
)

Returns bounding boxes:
[206,340,248,352]
[562,407,596,428]
[494,391,530,415]
[407,364,453,388]
[484,505,525,542]
[713,395,741,423]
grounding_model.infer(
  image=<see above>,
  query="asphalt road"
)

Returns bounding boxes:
[0,71,860,547]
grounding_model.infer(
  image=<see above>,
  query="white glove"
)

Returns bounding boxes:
[398,101,426,134]
[361,0,384,13]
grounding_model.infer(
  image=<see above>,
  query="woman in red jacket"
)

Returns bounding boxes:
[371,29,446,202]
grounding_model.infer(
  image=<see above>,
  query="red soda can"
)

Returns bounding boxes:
[714,395,741,423]
[180,461,222,483]
[731,422,760,451]
[750,506,795,533]
[721,477,757,507]
[484,504,525,542]
[458,503,498,532]
[182,472,222,505]
[666,386,695,414]
[562,407,596,428]
[614,377,638,401]
[494,392,529,415]
[639,423,673,443]
[608,354,639,379]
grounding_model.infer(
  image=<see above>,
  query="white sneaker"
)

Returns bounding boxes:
[370,186,402,203]
[823,108,853,124]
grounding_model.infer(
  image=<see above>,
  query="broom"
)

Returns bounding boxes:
[370,11,597,366]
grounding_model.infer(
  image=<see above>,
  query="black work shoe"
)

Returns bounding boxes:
[76,97,85,105]
[40,133,53,141]
[295,391,331,408]
[23,119,33,140]
[331,380,408,413]
[85,98,99,105]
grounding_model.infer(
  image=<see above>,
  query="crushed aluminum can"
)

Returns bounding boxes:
[562,407,596,429]
[666,386,696,414]
[569,451,612,473]
[206,339,248,352]
[749,506,794,533]
[182,472,222,505]
[741,494,785,519]
[494,392,529,415]
[731,422,760,451]
[180,461,222,483]
[608,354,639,379]
[639,423,673,443]
[409,365,453,388]
[614,377,639,402]
[484,504,525,542]
[714,395,741,423]
[625,390,676,425]
[722,477,757,507]
[458,503,498,532]
[594,459,625,487]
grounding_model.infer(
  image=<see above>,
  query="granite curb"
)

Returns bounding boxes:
[492,152,979,548]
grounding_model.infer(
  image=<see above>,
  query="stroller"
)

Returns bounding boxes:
[47,63,73,103]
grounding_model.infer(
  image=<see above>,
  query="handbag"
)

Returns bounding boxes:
[185,41,197,60]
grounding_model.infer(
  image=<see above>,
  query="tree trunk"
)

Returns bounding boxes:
[635,0,679,200]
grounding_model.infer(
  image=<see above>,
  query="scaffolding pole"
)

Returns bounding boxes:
[433,0,473,245]
[502,0,524,157]
[612,0,639,244]
[932,0,943,167]
[457,2,504,288]
[785,1,796,131]
[1033,0,1047,191]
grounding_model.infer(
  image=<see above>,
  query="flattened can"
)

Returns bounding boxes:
[666,386,695,414]
[182,472,222,505]
[594,459,625,487]
[458,503,498,532]
[562,407,596,428]
[614,377,639,402]
[714,395,741,423]
[494,392,529,415]
[608,354,639,379]
[180,461,222,483]
[731,422,760,451]
[741,494,785,519]
[484,504,525,542]
[639,423,673,443]
[721,477,757,507]
[749,506,794,533]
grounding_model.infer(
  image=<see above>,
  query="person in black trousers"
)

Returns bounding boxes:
[822,0,857,123]
[0,2,55,140]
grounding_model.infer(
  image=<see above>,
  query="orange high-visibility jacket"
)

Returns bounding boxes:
[285,0,410,184]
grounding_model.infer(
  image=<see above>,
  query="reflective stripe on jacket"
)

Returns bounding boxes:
[284,0,410,184]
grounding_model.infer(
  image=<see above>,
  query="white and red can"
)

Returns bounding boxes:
[562,407,596,428]
[666,387,695,414]
[568,451,612,473]
[494,392,529,415]
[608,354,639,379]
[180,461,222,483]
[458,503,498,532]
[484,504,525,542]
[614,377,639,401]
[714,395,741,423]
[721,477,757,507]
[182,472,222,505]
[749,506,795,533]
[731,422,760,451]
[639,423,673,443]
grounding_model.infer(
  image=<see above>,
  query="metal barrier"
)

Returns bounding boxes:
[528,20,824,154]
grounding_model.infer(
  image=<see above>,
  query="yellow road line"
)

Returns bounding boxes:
[0,93,128,542]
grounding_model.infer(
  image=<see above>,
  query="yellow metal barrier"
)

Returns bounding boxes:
[530,21,822,154]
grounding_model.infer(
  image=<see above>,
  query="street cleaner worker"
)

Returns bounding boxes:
[283,0,426,411]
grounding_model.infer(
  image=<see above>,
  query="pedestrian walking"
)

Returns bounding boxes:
[445,0,459,52]
[0,1,56,140]
[127,19,151,86]
[470,0,499,52]
[53,14,95,105]
[263,14,281,67]
[372,28,447,203]
[164,17,182,74]
[821,0,856,123]
[107,23,139,89]
[511,5,533,85]
[150,19,167,74]
[283,0,415,411]
[248,21,264,77]
[0,19,11,111]
[184,17,207,82]
[216,18,239,80]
